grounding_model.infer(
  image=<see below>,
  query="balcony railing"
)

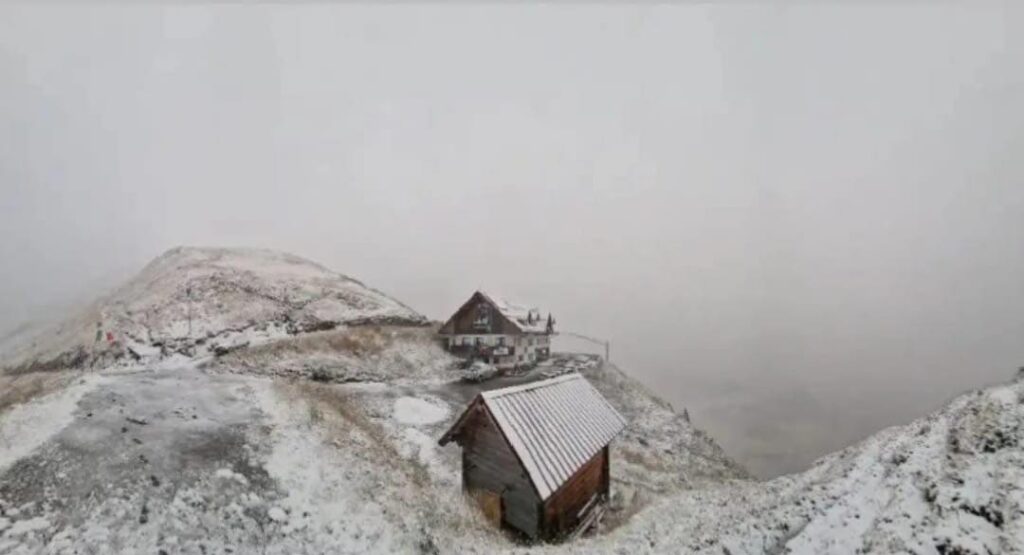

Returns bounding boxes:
[448,344,516,357]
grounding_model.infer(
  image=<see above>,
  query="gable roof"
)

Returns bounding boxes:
[439,290,552,336]
[476,290,550,334]
[440,373,627,500]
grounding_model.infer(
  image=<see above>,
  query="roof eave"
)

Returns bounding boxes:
[437,395,483,446]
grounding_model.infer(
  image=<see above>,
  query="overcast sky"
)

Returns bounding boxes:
[1,4,1021,476]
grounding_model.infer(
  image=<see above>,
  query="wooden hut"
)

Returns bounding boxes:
[438,373,627,541]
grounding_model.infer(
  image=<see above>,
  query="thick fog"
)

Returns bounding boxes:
[1,5,1021,477]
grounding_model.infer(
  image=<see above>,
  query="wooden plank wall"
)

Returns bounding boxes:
[542,448,608,538]
[460,405,541,538]
[439,292,521,336]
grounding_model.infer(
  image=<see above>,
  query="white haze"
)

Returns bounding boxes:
[1,4,1021,477]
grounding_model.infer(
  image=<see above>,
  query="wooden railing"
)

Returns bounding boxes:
[447,344,515,357]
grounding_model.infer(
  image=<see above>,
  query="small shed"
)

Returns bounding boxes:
[438,373,627,541]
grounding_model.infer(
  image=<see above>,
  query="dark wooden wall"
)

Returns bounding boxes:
[449,400,614,541]
[458,403,541,538]
[438,292,521,336]
[541,447,609,538]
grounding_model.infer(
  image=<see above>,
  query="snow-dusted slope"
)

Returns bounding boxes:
[571,373,1024,554]
[1,246,1018,553]
[1,353,1019,553]
[206,325,464,384]
[0,247,426,372]
[0,361,741,554]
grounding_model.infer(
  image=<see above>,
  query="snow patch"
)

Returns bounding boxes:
[214,467,249,485]
[392,396,449,426]
[0,375,102,471]
[267,506,288,522]
[4,517,50,536]
[989,386,1018,405]
[251,382,410,552]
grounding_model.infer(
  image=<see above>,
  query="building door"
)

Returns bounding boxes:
[473,489,502,527]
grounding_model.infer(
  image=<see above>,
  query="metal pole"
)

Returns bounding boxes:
[186,285,192,338]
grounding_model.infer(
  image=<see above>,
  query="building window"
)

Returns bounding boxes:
[473,304,491,330]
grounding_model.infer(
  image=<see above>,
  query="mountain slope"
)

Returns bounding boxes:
[0,245,746,553]
[2,361,1019,554]
[0,247,426,373]
[1,247,1018,554]
[570,372,1024,554]
[0,360,746,554]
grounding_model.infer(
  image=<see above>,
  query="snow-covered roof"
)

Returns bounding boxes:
[445,373,627,501]
[476,291,550,334]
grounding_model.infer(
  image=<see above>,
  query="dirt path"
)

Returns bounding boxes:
[0,368,283,554]
[0,367,487,554]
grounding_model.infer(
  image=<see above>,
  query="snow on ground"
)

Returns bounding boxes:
[0,375,104,472]
[0,247,427,373]
[0,246,752,551]
[1,352,1020,553]
[0,365,502,554]
[249,379,414,553]
[208,325,463,384]
[393,396,449,426]
[1,244,1020,552]
[551,376,1024,555]
[0,368,280,554]
[3,518,50,538]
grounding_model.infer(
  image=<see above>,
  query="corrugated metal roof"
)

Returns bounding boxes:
[480,373,627,500]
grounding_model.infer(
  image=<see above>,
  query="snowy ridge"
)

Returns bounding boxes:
[0,246,1018,553]
[0,247,426,372]
[565,375,1024,554]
